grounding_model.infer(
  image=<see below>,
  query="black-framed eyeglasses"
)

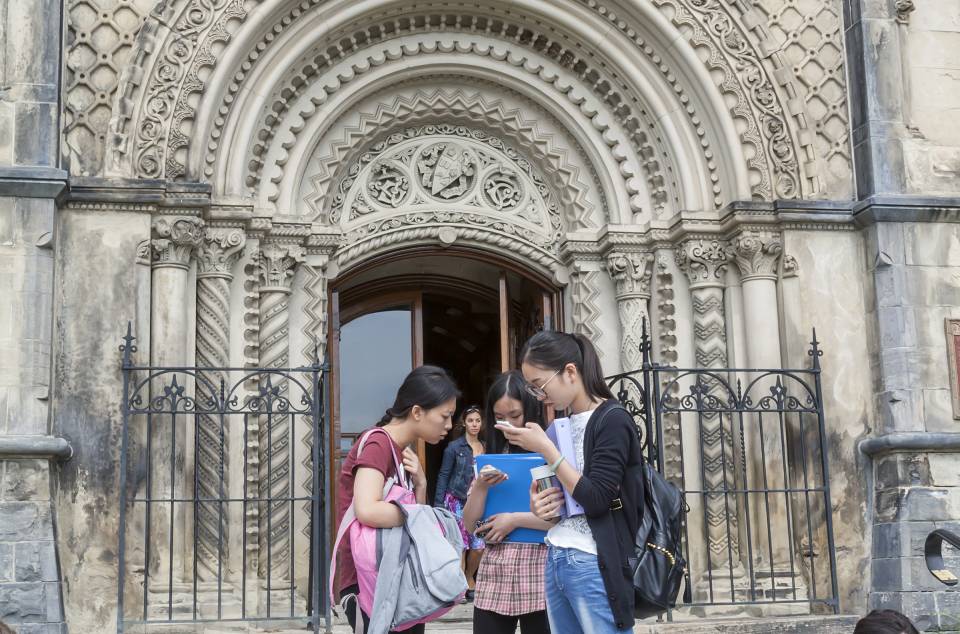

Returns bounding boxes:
[524,368,562,401]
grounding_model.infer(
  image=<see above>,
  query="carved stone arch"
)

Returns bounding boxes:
[298,89,598,231]
[222,41,657,223]
[236,7,689,216]
[181,0,751,216]
[109,0,821,210]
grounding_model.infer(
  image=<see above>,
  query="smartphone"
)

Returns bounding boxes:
[478,464,506,479]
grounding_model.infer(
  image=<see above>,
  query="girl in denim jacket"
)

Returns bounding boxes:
[435,405,486,599]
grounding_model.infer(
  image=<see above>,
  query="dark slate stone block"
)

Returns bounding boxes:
[0,581,45,623]
[15,542,57,582]
[13,102,56,168]
[0,544,12,583]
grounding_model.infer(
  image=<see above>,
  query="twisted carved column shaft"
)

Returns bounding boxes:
[677,238,741,571]
[194,228,245,580]
[257,243,303,583]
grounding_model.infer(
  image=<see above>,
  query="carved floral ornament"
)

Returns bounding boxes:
[197,229,246,278]
[607,252,656,300]
[257,243,305,291]
[151,217,204,268]
[729,230,783,280]
[675,238,730,287]
[331,127,559,244]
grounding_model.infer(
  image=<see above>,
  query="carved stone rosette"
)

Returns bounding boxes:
[729,230,783,282]
[195,228,246,580]
[607,251,655,373]
[151,217,204,269]
[676,238,741,569]
[256,242,304,582]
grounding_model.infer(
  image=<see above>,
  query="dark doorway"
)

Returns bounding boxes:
[328,250,562,516]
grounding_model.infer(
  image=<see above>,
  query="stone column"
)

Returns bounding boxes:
[256,242,303,594]
[676,238,744,581]
[150,216,203,582]
[730,231,797,587]
[194,228,245,582]
[606,251,655,373]
[0,0,68,628]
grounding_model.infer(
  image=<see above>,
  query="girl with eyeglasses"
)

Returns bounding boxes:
[434,404,487,601]
[498,332,644,634]
[461,371,554,634]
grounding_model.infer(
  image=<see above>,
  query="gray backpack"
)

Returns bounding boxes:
[367,502,467,634]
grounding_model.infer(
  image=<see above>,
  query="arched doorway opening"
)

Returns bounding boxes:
[328,246,562,504]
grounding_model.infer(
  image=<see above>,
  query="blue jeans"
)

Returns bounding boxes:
[544,546,631,634]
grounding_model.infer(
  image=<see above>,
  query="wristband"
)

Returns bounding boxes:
[548,455,565,474]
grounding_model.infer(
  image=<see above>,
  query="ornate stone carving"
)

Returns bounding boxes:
[257,243,304,291]
[417,143,477,201]
[197,229,246,278]
[300,90,600,230]
[729,230,783,281]
[194,228,246,580]
[607,251,655,374]
[675,239,731,288]
[569,265,604,357]
[151,217,203,269]
[782,254,799,279]
[483,166,523,211]
[607,252,656,300]
[256,241,304,582]
[675,238,741,568]
[329,125,562,244]
[895,0,916,24]
[367,163,410,207]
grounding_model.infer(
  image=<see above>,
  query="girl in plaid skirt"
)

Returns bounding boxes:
[462,371,553,634]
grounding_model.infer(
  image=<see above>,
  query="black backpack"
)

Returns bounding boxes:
[629,451,690,618]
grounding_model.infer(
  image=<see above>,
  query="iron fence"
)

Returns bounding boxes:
[606,326,840,617]
[116,325,330,632]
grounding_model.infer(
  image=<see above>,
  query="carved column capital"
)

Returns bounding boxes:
[151,216,203,269]
[257,242,304,292]
[606,251,655,300]
[197,228,246,279]
[675,238,730,289]
[729,230,783,281]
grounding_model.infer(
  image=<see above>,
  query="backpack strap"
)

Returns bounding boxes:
[328,427,410,605]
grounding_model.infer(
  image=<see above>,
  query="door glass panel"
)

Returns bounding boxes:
[339,309,412,449]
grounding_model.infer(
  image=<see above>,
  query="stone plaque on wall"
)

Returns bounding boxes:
[948,319,960,419]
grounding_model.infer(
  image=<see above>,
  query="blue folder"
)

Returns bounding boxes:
[474,454,548,544]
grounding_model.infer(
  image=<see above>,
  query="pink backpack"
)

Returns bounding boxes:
[331,428,451,631]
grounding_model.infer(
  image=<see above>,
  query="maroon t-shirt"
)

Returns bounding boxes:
[335,428,403,593]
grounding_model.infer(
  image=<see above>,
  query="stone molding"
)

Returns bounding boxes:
[729,230,783,282]
[0,436,73,461]
[860,433,960,457]
[151,216,204,270]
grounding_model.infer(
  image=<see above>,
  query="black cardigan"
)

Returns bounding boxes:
[569,399,644,629]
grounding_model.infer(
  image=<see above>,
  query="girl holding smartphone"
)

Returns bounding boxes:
[462,370,554,634]
[498,332,644,634]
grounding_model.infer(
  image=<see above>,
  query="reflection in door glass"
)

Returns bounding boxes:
[340,309,412,438]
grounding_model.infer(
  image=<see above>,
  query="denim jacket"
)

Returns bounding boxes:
[434,436,478,505]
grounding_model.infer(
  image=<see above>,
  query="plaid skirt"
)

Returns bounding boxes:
[474,542,548,615]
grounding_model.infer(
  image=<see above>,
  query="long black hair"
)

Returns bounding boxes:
[377,365,461,426]
[484,370,545,454]
[853,610,919,634]
[520,331,614,403]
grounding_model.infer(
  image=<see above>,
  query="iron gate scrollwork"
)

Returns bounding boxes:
[116,325,331,632]
[606,325,840,617]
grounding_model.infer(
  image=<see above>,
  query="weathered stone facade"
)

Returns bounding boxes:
[0,0,958,631]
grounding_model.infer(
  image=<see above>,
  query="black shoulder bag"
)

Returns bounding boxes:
[601,404,690,618]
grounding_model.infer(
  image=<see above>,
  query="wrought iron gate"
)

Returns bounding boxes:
[116,325,330,632]
[606,326,840,616]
